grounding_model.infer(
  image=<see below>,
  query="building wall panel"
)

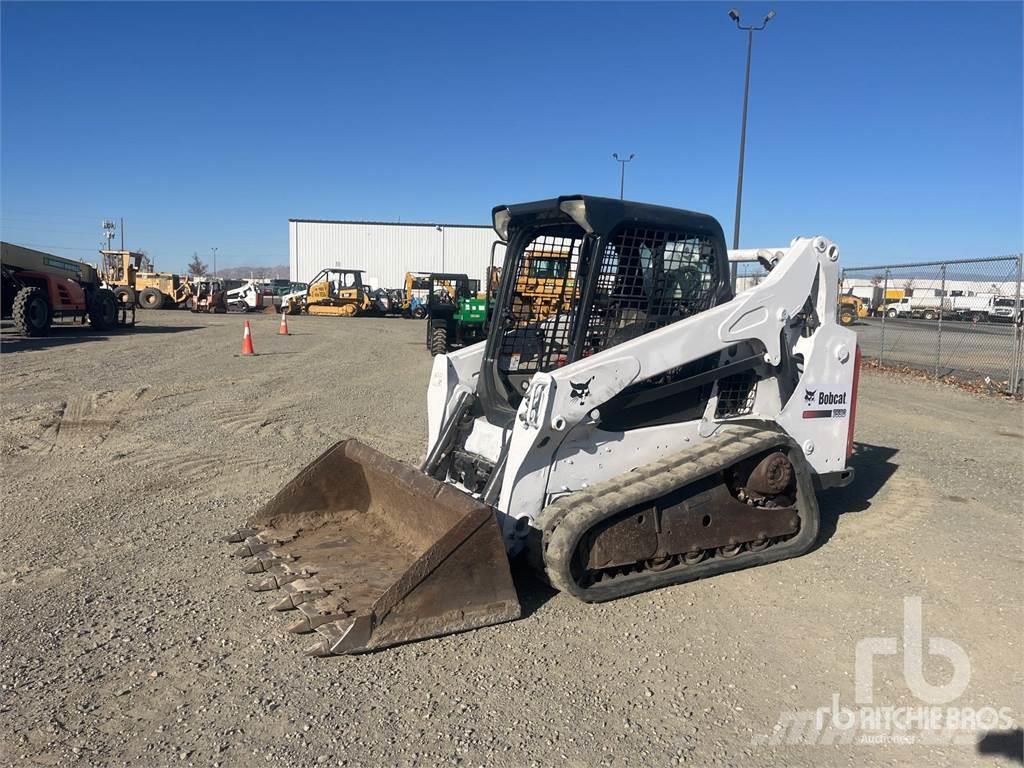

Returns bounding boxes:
[289,220,505,289]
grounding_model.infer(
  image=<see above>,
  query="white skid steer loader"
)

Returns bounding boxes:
[226,195,861,656]
[225,280,264,313]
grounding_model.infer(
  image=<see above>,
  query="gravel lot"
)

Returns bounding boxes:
[1,311,1021,767]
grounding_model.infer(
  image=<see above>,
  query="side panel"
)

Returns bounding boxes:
[485,236,854,543]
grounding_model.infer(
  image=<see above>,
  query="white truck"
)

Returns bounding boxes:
[884,296,952,320]
[949,294,997,322]
[990,297,1021,324]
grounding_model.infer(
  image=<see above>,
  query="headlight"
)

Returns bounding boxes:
[558,199,593,233]
[492,208,511,241]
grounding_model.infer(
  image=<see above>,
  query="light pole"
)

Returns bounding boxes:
[612,153,635,200]
[211,247,218,278]
[435,226,446,272]
[728,8,775,288]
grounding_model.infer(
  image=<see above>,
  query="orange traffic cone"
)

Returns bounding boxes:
[241,320,256,356]
[279,310,290,335]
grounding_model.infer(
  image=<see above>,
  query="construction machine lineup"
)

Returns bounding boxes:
[224,194,862,657]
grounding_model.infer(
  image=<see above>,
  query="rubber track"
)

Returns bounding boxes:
[536,424,820,603]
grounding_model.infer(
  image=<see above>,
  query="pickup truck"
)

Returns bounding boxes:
[990,297,1022,324]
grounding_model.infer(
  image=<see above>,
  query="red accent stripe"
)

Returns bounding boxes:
[802,409,833,419]
[847,346,862,458]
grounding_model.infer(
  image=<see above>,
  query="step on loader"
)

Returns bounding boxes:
[226,195,861,656]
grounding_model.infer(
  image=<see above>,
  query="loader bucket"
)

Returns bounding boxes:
[226,440,521,656]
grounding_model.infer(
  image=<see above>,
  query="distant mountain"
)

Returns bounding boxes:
[216,264,290,280]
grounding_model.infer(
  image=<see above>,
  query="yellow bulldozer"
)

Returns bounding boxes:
[283,268,377,316]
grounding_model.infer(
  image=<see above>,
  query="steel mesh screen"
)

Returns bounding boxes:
[583,228,716,354]
[496,234,584,375]
[715,371,758,418]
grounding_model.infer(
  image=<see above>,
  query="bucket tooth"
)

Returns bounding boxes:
[242,557,279,574]
[305,615,374,656]
[232,531,297,558]
[247,564,304,592]
[304,638,334,658]
[287,598,350,634]
[242,551,295,574]
[304,619,351,656]
[287,615,317,634]
[236,536,276,558]
[270,594,299,611]
[269,579,327,611]
[223,528,257,544]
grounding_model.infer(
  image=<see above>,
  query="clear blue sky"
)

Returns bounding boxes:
[2,1,1021,272]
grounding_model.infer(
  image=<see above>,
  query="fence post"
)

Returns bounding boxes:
[935,263,946,380]
[879,268,890,366]
[1011,254,1023,395]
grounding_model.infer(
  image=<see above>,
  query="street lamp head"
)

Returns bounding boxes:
[628,153,635,161]
[764,9,776,23]
[728,9,740,21]
[612,152,620,160]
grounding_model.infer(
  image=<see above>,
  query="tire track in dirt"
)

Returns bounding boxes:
[54,388,149,449]
[206,400,331,443]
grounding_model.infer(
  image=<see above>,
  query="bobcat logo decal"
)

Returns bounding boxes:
[804,389,817,405]
[569,377,595,405]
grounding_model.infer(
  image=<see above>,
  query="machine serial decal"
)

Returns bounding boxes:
[569,377,594,405]
[802,390,849,419]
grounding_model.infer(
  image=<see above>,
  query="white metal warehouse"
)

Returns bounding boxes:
[288,219,504,290]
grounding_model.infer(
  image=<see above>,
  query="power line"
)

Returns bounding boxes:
[4,242,100,253]
[0,210,112,222]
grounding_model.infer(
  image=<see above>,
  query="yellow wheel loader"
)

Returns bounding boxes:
[226,195,861,656]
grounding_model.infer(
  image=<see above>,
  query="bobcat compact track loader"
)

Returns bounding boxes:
[226,195,860,656]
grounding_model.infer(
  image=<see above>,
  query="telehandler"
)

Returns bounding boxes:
[226,196,860,656]
[2,242,131,336]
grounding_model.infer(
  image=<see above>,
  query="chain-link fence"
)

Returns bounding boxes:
[840,255,1023,394]
[734,260,771,293]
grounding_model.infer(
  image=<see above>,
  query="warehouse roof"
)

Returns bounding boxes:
[289,218,491,229]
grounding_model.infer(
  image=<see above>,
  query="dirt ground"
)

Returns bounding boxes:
[1,311,1021,768]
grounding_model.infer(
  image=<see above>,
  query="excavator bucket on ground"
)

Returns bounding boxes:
[225,440,521,655]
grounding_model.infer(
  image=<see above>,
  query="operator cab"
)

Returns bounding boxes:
[482,195,732,420]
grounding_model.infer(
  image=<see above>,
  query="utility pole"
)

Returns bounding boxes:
[102,220,116,252]
[612,153,635,200]
[120,217,124,250]
[211,247,218,278]
[728,8,776,289]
